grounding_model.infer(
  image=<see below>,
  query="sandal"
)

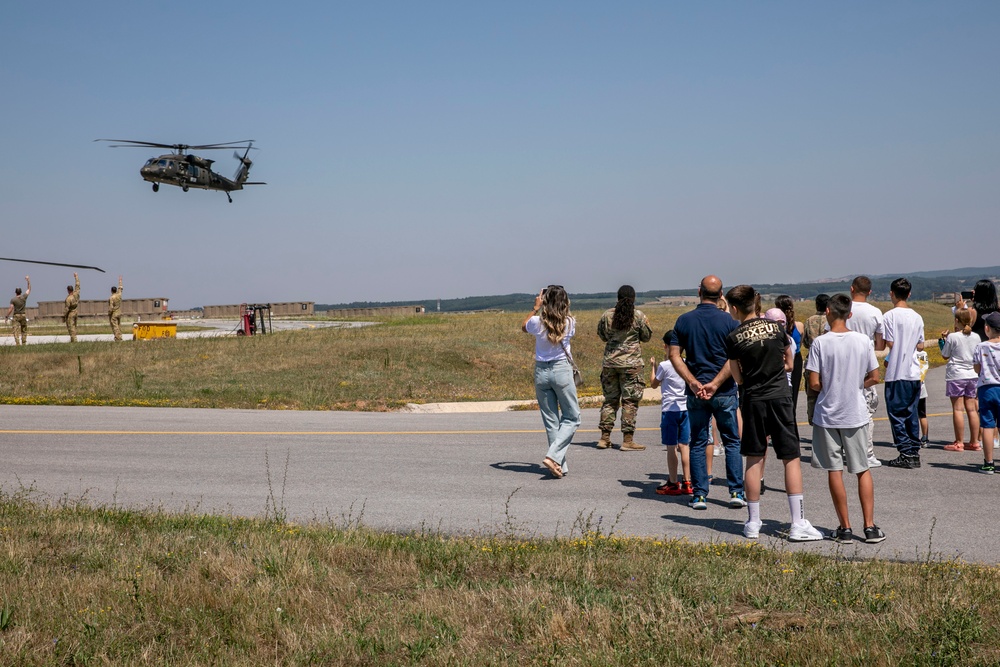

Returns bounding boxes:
[943,442,965,451]
[966,442,983,451]
[542,457,563,478]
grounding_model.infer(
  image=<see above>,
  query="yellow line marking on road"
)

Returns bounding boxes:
[0,414,951,437]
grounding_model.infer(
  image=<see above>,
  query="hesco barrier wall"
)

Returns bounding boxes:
[36,298,169,320]
[201,302,314,318]
[321,305,426,318]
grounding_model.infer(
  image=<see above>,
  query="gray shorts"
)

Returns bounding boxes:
[811,425,870,474]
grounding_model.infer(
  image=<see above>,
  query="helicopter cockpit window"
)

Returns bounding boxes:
[145,158,156,166]
[158,160,167,167]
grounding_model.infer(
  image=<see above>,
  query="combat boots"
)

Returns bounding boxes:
[597,431,612,449]
[620,434,645,451]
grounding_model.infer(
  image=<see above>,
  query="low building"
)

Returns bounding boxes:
[201,302,314,318]
[321,305,425,318]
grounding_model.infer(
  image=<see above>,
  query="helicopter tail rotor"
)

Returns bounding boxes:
[233,142,255,184]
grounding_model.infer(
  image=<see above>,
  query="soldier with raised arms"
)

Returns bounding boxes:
[64,272,80,342]
[6,276,30,345]
[109,275,123,341]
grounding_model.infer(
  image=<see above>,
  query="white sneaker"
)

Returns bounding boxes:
[788,520,823,542]
[867,456,882,468]
[743,520,761,539]
[713,443,724,456]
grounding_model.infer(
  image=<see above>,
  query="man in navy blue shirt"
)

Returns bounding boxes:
[670,275,744,510]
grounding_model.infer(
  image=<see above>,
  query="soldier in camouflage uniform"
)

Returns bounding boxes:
[597,285,653,450]
[6,276,30,345]
[64,272,80,342]
[108,275,123,341]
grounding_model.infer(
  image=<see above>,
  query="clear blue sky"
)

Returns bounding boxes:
[2,2,997,308]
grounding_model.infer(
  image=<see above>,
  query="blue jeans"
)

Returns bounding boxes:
[687,393,743,498]
[885,380,921,457]
[535,359,581,474]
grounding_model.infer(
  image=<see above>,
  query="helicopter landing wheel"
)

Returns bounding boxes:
[152,183,159,192]
[226,193,233,203]
[182,185,189,192]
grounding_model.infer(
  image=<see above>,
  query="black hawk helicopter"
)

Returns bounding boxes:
[96,139,265,203]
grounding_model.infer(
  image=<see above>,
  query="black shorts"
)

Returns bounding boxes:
[918,396,927,419]
[740,395,800,460]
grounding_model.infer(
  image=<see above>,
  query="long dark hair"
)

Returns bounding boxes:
[973,280,998,313]
[775,295,795,329]
[611,285,636,331]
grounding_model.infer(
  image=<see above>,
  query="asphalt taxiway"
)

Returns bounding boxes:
[1,365,993,562]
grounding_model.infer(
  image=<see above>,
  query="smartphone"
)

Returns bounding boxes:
[961,291,974,299]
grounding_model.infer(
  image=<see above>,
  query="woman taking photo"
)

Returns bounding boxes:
[523,285,581,478]
[597,285,653,451]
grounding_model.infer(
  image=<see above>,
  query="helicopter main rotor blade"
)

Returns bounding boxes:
[95,139,179,149]
[0,257,106,273]
[187,140,256,149]
[95,139,257,151]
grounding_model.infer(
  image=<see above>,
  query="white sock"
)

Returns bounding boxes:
[788,493,806,526]
[747,501,760,524]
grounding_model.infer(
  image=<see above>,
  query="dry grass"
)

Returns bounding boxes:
[0,487,997,665]
[0,302,956,411]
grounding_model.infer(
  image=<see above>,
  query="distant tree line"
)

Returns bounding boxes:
[318,267,1000,313]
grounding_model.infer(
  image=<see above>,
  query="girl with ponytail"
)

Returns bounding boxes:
[940,308,982,451]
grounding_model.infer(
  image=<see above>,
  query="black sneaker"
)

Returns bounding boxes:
[831,526,854,544]
[863,525,886,543]
[885,455,921,469]
[919,436,929,448]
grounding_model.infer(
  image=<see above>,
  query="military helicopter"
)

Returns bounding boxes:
[96,139,265,203]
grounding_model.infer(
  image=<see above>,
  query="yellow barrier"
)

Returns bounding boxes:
[132,322,177,340]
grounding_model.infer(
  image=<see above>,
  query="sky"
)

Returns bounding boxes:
[2,2,998,309]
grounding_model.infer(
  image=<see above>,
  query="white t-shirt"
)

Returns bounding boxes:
[941,331,982,381]
[655,361,687,412]
[846,301,884,341]
[973,341,1000,387]
[883,307,925,382]
[805,331,878,429]
[525,316,575,362]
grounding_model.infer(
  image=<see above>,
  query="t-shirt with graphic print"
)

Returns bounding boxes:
[725,317,791,402]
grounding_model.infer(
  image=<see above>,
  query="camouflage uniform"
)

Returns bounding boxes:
[10,293,28,345]
[597,308,652,434]
[64,275,80,342]
[801,312,827,424]
[109,277,123,341]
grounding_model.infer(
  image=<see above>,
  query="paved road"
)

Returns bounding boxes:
[1,366,994,562]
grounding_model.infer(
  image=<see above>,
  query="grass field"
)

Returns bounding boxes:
[2,301,991,664]
[0,486,996,665]
[0,302,957,411]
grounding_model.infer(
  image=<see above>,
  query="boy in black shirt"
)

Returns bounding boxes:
[725,285,822,542]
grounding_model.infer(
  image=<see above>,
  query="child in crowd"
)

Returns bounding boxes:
[802,294,831,426]
[651,331,691,495]
[940,308,982,451]
[973,312,1000,474]
[917,350,930,447]
[806,294,886,543]
[725,285,822,542]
